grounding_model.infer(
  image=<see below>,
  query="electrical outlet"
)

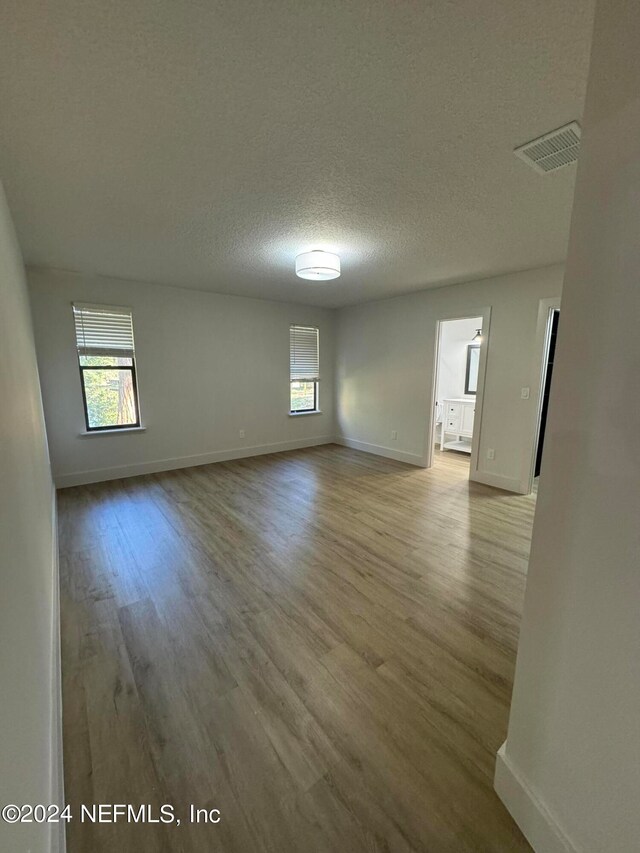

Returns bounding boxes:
[239,430,245,438]
[521,387,530,399]
[391,430,398,440]
[487,448,495,460]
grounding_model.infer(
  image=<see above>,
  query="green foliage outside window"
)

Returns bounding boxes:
[290,381,317,412]
[80,356,137,428]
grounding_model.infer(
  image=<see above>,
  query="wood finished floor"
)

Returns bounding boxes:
[59,445,535,852]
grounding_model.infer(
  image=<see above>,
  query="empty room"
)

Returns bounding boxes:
[1,1,638,852]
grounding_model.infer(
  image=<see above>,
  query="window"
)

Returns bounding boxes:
[73,303,141,431]
[290,325,319,413]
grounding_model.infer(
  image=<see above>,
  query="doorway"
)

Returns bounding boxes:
[533,308,560,479]
[432,316,483,469]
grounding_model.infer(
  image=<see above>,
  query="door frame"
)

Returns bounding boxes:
[425,307,492,483]
[525,297,561,493]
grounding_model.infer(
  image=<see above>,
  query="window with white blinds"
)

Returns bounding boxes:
[72,303,141,431]
[73,303,135,357]
[289,325,319,382]
[289,325,319,413]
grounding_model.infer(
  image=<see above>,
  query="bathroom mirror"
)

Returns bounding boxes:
[465,344,480,395]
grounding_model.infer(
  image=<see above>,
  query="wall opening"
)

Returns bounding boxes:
[431,316,483,473]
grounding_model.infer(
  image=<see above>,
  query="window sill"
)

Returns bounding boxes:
[289,410,322,417]
[79,426,146,437]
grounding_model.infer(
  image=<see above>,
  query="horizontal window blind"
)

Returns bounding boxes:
[290,325,319,381]
[73,303,135,357]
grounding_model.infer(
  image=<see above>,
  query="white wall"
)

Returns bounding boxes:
[28,268,336,487]
[336,265,563,491]
[0,183,62,852]
[436,316,482,408]
[495,1,640,850]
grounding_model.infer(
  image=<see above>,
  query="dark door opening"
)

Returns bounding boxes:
[534,309,560,477]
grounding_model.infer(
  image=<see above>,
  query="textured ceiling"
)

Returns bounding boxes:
[0,0,595,307]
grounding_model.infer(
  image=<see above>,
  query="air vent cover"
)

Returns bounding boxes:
[514,121,581,174]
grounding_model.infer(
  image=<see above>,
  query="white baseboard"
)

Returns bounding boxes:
[55,435,335,488]
[495,743,577,853]
[470,469,528,494]
[335,436,426,467]
[50,491,66,853]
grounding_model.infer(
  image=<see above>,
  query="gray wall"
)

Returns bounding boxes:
[30,263,562,493]
[29,268,336,486]
[0,183,60,852]
[496,0,640,850]
[335,265,564,492]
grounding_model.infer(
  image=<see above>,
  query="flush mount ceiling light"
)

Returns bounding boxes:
[295,250,341,281]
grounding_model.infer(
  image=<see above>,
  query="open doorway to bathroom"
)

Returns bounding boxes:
[432,316,483,470]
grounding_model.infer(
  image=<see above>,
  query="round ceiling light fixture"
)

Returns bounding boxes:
[295,250,341,281]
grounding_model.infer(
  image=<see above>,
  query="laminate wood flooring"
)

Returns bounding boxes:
[58,445,535,852]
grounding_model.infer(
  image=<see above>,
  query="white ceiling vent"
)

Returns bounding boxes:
[514,121,581,174]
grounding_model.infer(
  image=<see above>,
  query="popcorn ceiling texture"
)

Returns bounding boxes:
[0,0,594,307]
